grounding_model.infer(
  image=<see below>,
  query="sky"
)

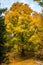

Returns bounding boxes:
[0,0,42,12]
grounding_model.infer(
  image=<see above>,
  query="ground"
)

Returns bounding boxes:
[1,52,43,65]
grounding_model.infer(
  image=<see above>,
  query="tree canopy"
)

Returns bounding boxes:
[4,2,43,57]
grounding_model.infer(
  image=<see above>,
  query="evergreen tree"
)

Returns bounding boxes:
[34,0,43,7]
[0,8,7,63]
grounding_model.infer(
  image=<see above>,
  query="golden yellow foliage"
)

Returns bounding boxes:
[4,2,43,54]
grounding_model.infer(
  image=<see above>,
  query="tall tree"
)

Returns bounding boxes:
[4,2,35,54]
[3,3,43,60]
[4,2,42,57]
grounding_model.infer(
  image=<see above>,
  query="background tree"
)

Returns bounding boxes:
[0,8,7,63]
[33,0,43,58]
[34,0,43,7]
[31,12,43,58]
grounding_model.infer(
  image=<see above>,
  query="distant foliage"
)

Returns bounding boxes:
[34,0,43,7]
[0,8,7,63]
